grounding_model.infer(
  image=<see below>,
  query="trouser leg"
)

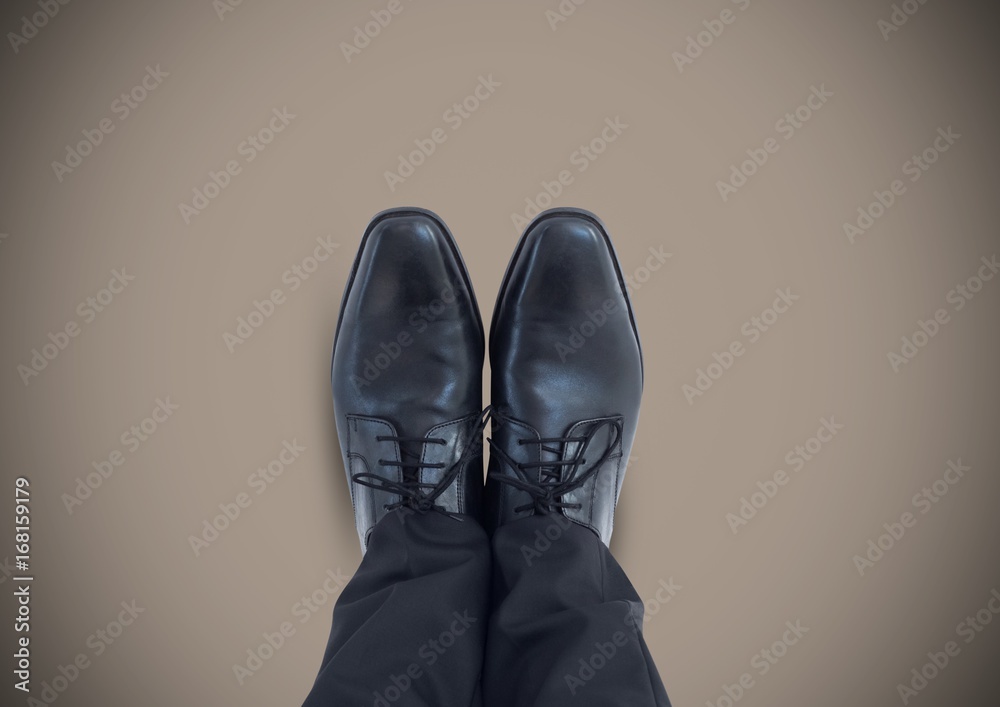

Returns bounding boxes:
[304,511,490,706]
[482,514,671,707]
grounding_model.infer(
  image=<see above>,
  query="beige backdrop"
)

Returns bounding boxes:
[2,0,999,705]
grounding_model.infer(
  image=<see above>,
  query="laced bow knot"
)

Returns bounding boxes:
[487,412,623,516]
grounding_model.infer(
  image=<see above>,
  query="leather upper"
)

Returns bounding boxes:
[485,208,643,545]
[332,208,484,551]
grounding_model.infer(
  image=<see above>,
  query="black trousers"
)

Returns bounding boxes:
[303,511,671,706]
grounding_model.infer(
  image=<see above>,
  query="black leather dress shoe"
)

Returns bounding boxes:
[485,208,643,546]
[332,208,486,552]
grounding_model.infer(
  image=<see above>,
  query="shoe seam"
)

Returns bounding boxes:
[422,412,481,515]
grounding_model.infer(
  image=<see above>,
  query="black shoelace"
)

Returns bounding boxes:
[351,409,489,519]
[487,410,623,515]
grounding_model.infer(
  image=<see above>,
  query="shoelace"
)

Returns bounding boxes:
[487,410,623,515]
[351,409,490,519]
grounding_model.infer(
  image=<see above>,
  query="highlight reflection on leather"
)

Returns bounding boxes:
[331,208,485,552]
[485,208,643,545]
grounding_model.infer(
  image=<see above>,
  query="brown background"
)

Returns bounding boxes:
[2,0,999,705]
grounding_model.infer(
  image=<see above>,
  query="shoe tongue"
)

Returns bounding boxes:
[387,416,433,482]
[536,428,572,484]
[397,439,425,484]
